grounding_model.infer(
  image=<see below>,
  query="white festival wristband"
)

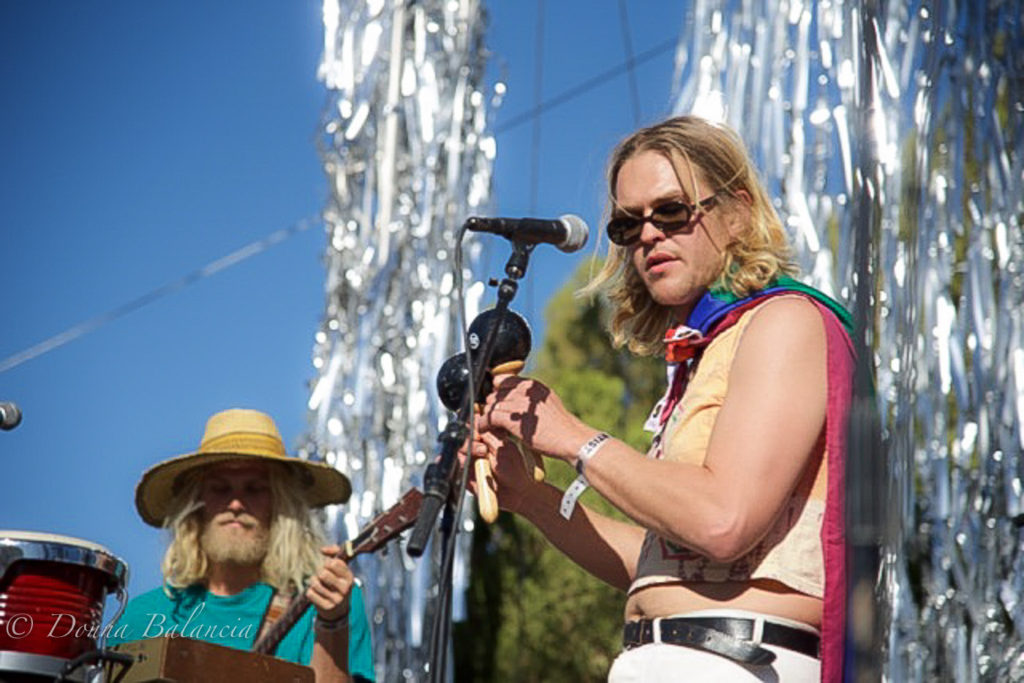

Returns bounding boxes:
[559,432,611,520]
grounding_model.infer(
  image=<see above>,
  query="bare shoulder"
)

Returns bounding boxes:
[742,295,825,342]
[725,296,828,423]
[733,295,828,366]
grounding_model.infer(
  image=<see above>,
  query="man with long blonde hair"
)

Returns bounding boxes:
[472,116,854,681]
[109,408,374,683]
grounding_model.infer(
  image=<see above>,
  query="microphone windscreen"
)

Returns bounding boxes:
[0,402,22,431]
[557,214,589,253]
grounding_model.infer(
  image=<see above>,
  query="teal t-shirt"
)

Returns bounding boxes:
[108,581,374,682]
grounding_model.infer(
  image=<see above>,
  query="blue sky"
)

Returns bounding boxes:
[0,0,683,614]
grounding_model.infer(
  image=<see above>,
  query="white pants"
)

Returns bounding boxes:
[607,611,820,682]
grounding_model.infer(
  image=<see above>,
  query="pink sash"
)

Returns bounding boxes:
[817,301,854,682]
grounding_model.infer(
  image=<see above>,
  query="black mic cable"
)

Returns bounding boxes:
[424,220,477,683]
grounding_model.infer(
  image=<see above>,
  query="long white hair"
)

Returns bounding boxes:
[160,462,327,594]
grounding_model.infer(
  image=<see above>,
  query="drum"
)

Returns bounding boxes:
[0,531,128,681]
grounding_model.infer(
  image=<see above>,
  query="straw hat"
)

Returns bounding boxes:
[135,408,351,527]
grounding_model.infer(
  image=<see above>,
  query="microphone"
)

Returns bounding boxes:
[0,402,22,431]
[465,214,589,253]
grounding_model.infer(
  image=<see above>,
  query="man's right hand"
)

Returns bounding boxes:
[479,375,596,464]
[464,428,538,515]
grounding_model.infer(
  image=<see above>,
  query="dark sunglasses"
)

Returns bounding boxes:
[606,193,720,247]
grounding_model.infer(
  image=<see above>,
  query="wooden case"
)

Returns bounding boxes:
[106,637,313,683]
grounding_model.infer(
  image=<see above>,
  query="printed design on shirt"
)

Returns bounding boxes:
[636,491,820,586]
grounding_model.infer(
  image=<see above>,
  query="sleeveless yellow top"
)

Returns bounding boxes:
[630,300,828,598]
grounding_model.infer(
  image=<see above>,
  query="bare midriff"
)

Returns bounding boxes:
[625,579,822,629]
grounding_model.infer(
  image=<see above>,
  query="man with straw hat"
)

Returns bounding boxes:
[108,408,375,682]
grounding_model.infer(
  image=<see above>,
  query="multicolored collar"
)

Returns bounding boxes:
[664,277,853,363]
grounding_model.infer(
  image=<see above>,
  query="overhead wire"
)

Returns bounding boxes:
[510,0,548,672]
[524,0,546,334]
[0,218,316,374]
[528,0,545,215]
[1,39,679,376]
[493,36,677,134]
[617,0,642,126]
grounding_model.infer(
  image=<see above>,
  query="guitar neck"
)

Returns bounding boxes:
[250,488,423,656]
[251,543,355,655]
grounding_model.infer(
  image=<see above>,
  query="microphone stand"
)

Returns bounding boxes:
[407,237,535,681]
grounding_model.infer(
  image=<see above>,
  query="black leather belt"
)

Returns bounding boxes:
[622,616,820,666]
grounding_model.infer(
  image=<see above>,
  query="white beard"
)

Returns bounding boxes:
[201,515,270,567]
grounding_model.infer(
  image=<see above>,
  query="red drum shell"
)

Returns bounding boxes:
[0,532,127,665]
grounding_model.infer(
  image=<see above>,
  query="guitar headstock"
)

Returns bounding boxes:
[347,488,425,557]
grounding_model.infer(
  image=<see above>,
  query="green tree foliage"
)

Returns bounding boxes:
[454,264,664,681]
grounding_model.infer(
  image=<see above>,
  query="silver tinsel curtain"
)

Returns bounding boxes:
[300,0,496,679]
[674,0,1023,679]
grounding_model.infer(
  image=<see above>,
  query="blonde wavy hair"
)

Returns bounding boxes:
[581,116,798,356]
[160,462,327,594]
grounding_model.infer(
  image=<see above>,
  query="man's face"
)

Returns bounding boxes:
[616,150,738,321]
[198,461,273,566]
